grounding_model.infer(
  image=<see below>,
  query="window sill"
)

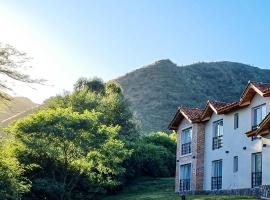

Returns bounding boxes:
[180,153,192,158]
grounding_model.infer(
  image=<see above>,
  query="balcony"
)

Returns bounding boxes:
[180,179,190,191]
[211,176,222,190]
[252,172,262,188]
[181,142,191,155]
[212,135,223,150]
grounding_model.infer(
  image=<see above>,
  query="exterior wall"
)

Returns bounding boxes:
[175,118,192,192]
[204,94,270,190]
[194,123,205,191]
[262,134,270,185]
[175,118,205,192]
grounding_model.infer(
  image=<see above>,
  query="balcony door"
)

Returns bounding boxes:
[212,160,222,190]
[252,153,262,188]
[180,163,191,191]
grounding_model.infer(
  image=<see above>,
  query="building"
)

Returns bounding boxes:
[169,81,270,197]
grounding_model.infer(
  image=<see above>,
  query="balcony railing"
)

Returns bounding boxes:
[212,135,223,150]
[252,172,262,188]
[180,179,190,191]
[181,142,191,155]
[211,176,222,190]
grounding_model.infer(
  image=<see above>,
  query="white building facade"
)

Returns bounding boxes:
[169,81,270,197]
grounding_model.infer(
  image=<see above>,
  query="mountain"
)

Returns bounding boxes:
[116,60,270,133]
[0,97,38,133]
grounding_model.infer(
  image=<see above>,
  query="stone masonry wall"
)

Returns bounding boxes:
[194,123,205,191]
[175,120,205,192]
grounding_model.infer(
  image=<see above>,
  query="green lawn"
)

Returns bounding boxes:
[103,177,258,200]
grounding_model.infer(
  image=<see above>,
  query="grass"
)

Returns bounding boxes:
[103,177,258,200]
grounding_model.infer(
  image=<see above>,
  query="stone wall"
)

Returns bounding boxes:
[179,185,270,198]
[194,123,205,191]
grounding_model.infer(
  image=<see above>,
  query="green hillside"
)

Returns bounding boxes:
[116,60,270,133]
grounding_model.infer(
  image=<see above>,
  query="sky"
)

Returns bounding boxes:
[0,0,270,103]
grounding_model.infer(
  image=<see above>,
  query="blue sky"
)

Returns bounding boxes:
[0,0,270,103]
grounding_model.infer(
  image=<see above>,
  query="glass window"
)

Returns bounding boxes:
[252,153,262,187]
[234,113,239,129]
[212,160,222,177]
[213,120,223,150]
[252,153,262,173]
[180,163,191,191]
[180,164,191,179]
[181,128,192,155]
[233,156,238,172]
[214,120,223,137]
[253,104,266,127]
[182,128,192,144]
[212,160,222,190]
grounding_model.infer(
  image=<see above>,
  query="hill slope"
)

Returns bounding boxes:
[116,60,270,133]
[0,97,38,134]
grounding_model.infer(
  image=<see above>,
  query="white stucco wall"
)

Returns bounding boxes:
[262,134,270,185]
[204,94,270,190]
[175,118,193,191]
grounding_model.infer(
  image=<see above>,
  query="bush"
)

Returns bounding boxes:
[126,132,176,178]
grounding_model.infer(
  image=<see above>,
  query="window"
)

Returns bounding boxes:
[233,156,238,173]
[212,160,222,190]
[180,164,191,191]
[212,120,223,150]
[234,113,239,129]
[252,104,266,140]
[252,104,266,129]
[181,128,192,155]
[251,153,262,188]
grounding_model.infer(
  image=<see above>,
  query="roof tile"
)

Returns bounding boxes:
[180,107,204,122]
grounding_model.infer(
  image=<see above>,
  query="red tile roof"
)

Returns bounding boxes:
[250,81,270,93]
[208,101,231,111]
[169,80,270,130]
[168,107,204,130]
[180,107,204,122]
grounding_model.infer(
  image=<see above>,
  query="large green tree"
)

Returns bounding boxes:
[45,78,139,140]
[7,108,130,199]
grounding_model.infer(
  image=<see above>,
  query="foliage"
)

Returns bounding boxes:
[45,78,139,140]
[117,59,270,133]
[0,139,31,199]
[126,132,176,178]
[74,77,105,94]
[0,43,45,100]
[6,108,130,199]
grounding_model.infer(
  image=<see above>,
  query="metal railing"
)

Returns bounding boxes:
[252,172,262,188]
[211,176,222,190]
[212,135,223,150]
[181,142,191,155]
[180,179,190,191]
